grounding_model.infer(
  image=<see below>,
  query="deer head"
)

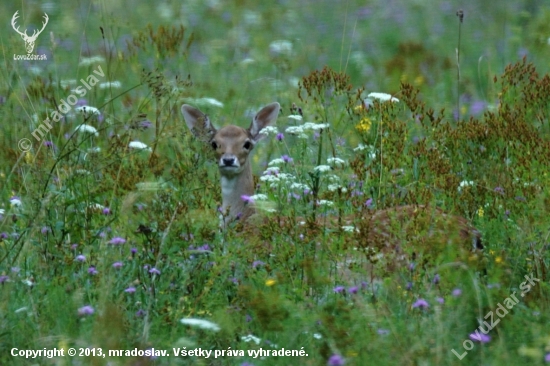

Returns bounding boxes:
[181,102,280,227]
[11,11,49,54]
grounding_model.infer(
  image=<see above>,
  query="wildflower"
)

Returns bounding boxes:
[131,247,137,255]
[78,305,95,316]
[412,299,429,309]
[124,286,136,293]
[99,81,122,89]
[268,158,284,166]
[0,232,8,240]
[241,334,261,344]
[469,332,491,343]
[377,329,390,335]
[10,196,22,207]
[303,122,329,130]
[355,117,372,133]
[180,318,221,332]
[259,126,278,136]
[287,114,303,121]
[186,97,224,108]
[0,275,9,284]
[282,155,293,163]
[241,195,254,204]
[477,206,484,218]
[109,237,126,245]
[365,198,373,208]
[341,226,357,233]
[252,260,265,269]
[314,165,331,173]
[265,279,276,286]
[75,124,99,136]
[436,297,445,304]
[545,353,550,362]
[452,288,462,297]
[102,207,111,215]
[348,286,358,294]
[71,244,78,250]
[494,186,504,195]
[112,262,123,269]
[367,92,399,103]
[76,255,86,262]
[276,132,284,141]
[88,266,98,275]
[316,200,334,207]
[128,141,152,152]
[269,40,292,57]
[458,180,474,191]
[333,286,345,294]
[313,333,323,339]
[44,141,55,148]
[75,106,101,116]
[41,226,50,234]
[327,354,345,366]
[327,157,345,167]
[136,309,146,317]
[433,274,440,284]
[149,267,161,275]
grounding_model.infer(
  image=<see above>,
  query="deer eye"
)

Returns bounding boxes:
[243,141,252,150]
[211,141,218,150]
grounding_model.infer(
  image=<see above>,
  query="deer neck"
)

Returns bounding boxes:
[220,160,255,226]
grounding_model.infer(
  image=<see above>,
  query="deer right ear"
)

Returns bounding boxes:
[181,104,217,142]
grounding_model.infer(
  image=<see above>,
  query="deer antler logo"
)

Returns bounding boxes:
[11,11,49,54]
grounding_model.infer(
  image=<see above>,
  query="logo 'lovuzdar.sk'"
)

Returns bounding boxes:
[11,10,49,60]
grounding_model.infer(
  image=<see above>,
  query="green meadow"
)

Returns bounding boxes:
[1,0,550,365]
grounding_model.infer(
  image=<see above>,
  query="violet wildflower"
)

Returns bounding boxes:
[333,286,345,294]
[412,299,429,309]
[377,328,390,335]
[88,266,98,275]
[452,288,462,297]
[348,286,358,294]
[44,141,55,148]
[276,132,284,141]
[436,297,445,304]
[365,198,373,208]
[327,354,345,366]
[469,332,491,343]
[102,207,111,215]
[433,274,440,284]
[545,353,550,362]
[0,275,9,284]
[149,267,161,275]
[131,247,137,255]
[281,155,293,163]
[112,261,123,269]
[241,195,254,204]
[124,286,136,293]
[78,305,95,316]
[494,186,504,195]
[136,309,146,317]
[41,226,50,235]
[109,237,126,245]
[252,260,265,269]
[71,243,78,250]
[76,255,86,262]
[0,232,8,240]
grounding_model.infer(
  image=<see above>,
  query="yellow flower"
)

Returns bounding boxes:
[495,256,503,264]
[414,75,424,86]
[477,206,484,218]
[265,279,276,286]
[355,117,372,133]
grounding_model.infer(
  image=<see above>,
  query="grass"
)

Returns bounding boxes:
[1,0,550,365]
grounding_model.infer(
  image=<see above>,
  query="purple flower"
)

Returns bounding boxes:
[41,226,50,235]
[0,275,9,284]
[433,274,440,284]
[109,237,126,245]
[469,332,491,343]
[241,195,254,204]
[245,314,252,322]
[327,354,345,366]
[276,133,284,141]
[377,328,390,335]
[76,255,86,262]
[124,286,136,293]
[406,282,413,291]
[282,155,293,163]
[71,243,78,250]
[252,260,265,269]
[0,232,8,240]
[88,266,98,275]
[436,297,445,304]
[112,261,123,269]
[470,100,486,117]
[365,198,373,208]
[452,288,462,297]
[494,186,504,195]
[139,120,153,129]
[136,309,146,317]
[131,247,137,255]
[408,262,415,271]
[348,286,358,294]
[545,353,550,362]
[333,286,345,294]
[78,305,95,316]
[412,299,429,309]
[44,141,55,148]
[102,207,111,215]
[149,267,161,275]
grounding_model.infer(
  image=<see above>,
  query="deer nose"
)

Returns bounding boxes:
[222,158,235,166]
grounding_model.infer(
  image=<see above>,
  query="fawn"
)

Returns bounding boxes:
[181,103,483,268]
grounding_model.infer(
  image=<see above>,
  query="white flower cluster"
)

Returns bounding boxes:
[260,126,279,136]
[327,157,346,167]
[285,122,330,139]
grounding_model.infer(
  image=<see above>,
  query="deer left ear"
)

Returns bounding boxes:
[249,102,280,142]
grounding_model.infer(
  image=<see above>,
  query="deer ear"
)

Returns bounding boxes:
[181,104,217,142]
[248,102,280,142]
